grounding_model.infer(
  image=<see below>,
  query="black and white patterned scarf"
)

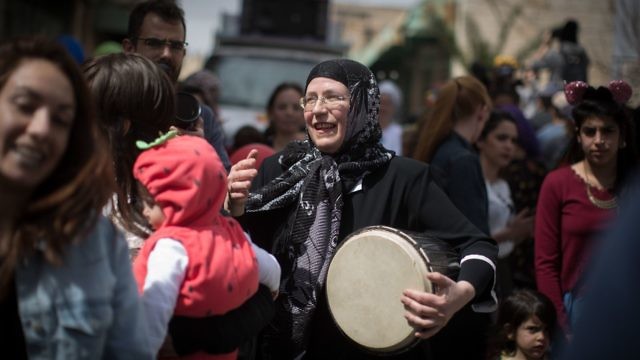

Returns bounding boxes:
[246,59,394,354]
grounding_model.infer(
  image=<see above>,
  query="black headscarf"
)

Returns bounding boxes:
[246,59,394,354]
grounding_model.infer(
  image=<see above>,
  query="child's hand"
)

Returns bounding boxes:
[226,149,259,216]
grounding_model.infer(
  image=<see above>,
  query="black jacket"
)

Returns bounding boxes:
[242,154,497,359]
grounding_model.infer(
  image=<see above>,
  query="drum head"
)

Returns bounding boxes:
[326,226,430,353]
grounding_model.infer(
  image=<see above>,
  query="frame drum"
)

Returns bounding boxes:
[326,226,460,354]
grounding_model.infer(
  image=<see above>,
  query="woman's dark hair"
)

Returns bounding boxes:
[233,125,268,151]
[413,75,492,162]
[84,52,176,237]
[562,86,638,191]
[0,36,115,296]
[478,110,518,142]
[488,289,556,358]
[264,82,304,139]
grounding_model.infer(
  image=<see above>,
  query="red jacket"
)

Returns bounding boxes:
[133,135,258,358]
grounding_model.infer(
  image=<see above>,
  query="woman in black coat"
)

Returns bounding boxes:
[227,59,498,359]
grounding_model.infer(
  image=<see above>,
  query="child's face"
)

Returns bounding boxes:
[512,315,550,360]
[143,201,165,230]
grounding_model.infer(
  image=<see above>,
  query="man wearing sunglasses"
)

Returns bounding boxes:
[123,0,231,171]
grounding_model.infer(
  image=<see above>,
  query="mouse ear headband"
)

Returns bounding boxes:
[564,80,633,105]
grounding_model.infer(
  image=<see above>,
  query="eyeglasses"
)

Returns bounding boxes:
[136,37,188,51]
[299,95,348,111]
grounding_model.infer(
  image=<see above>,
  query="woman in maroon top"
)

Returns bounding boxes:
[534,81,638,340]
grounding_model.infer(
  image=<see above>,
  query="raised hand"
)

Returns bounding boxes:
[225,149,259,216]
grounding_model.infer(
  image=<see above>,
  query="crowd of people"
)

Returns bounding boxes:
[1,1,639,359]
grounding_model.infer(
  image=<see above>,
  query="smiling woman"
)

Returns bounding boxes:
[228,58,498,359]
[0,36,152,358]
[302,77,351,154]
[0,59,74,187]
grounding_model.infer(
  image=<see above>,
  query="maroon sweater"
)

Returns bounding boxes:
[534,166,616,332]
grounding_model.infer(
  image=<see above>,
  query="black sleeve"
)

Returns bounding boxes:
[168,285,275,355]
[407,166,497,310]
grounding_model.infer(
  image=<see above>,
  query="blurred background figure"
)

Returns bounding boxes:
[536,92,574,171]
[182,69,221,118]
[94,40,123,57]
[378,79,404,155]
[477,110,534,299]
[229,124,274,170]
[557,19,590,83]
[263,82,306,152]
[529,27,565,96]
[535,81,638,356]
[230,143,275,170]
[491,55,520,105]
[413,75,492,234]
[413,75,493,360]
[56,34,85,64]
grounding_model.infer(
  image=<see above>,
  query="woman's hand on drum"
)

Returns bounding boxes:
[401,272,476,339]
[225,149,259,216]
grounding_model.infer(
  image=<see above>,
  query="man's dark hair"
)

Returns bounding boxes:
[127,0,186,40]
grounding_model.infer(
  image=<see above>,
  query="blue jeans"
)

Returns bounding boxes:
[550,291,586,359]
[563,291,586,330]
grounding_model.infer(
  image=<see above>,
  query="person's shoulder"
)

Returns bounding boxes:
[433,135,476,162]
[546,165,573,179]
[542,165,575,189]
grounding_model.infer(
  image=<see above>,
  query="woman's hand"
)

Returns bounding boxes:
[225,149,259,216]
[401,273,475,339]
[507,208,534,243]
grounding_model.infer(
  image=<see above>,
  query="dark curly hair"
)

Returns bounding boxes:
[562,85,638,191]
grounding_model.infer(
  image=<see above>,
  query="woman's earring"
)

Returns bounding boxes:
[620,141,627,149]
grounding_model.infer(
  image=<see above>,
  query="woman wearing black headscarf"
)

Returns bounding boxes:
[228,59,498,359]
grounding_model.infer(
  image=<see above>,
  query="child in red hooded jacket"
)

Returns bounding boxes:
[132,133,276,359]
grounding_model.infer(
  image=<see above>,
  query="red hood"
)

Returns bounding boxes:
[133,135,227,228]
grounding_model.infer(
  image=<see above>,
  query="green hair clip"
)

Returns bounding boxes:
[135,129,179,150]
